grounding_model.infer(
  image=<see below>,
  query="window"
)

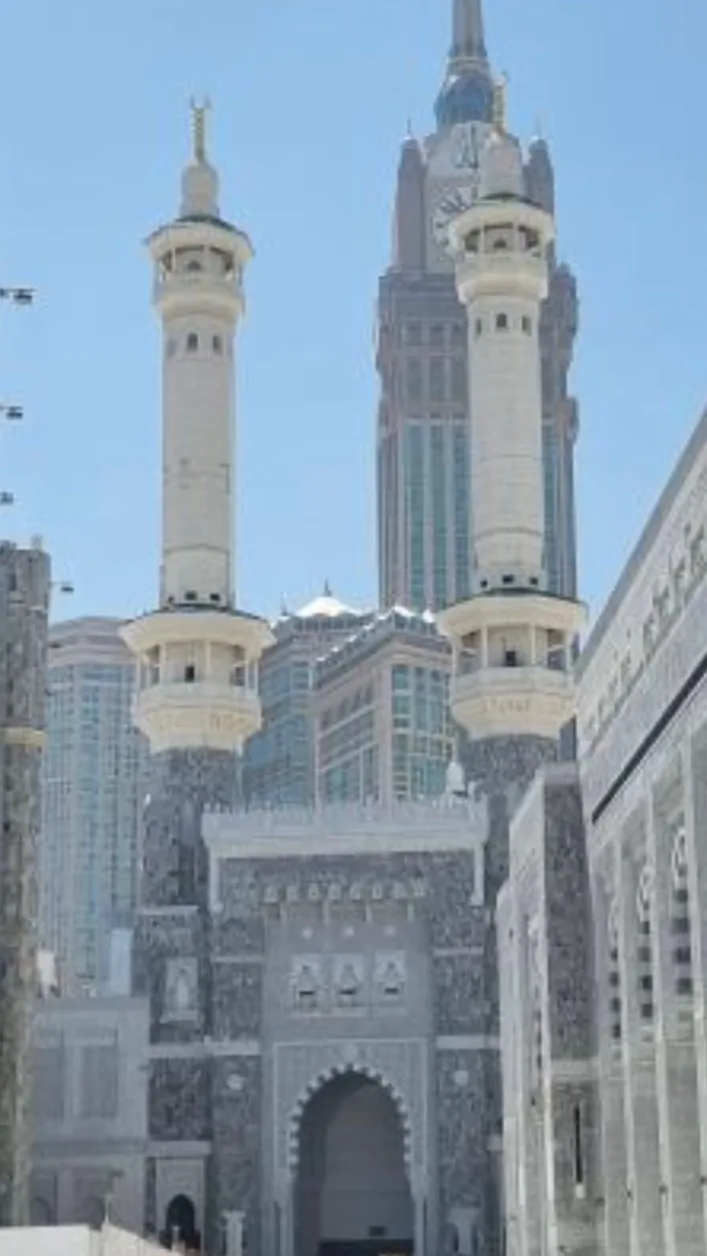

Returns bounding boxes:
[475,318,483,339]
[81,1044,118,1119]
[522,315,532,334]
[184,664,196,683]
[212,334,223,355]
[429,323,445,347]
[495,313,508,331]
[429,357,445,403]
[186,332,198,353]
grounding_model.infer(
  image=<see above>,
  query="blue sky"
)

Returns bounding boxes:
[0,0,705,625]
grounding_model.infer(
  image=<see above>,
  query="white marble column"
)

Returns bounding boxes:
[647,777,703,1256]
[617,831,664,1256]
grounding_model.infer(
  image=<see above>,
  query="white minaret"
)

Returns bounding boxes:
[122,103,272,755]
[438,87,584,739]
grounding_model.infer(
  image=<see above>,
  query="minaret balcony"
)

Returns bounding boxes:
[131,677,262,755]
[437,589,586,740]
[449,661,577,739]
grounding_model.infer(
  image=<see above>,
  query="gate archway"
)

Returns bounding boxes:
[288,1065,414,1256]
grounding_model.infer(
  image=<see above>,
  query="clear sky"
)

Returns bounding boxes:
[0,0,705,626]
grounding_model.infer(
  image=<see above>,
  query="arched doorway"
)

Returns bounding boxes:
[294,1071,413,1256]
[161,1194,201,1251]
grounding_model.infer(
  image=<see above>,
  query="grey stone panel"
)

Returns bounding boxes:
[0,544,50,1226]
[433,954,484,1036]
[212,961,263,1040]
[543,778,595,1057]
[549,1080,600,1228]
[143,748,240,908]
[209,1056,261,1256]
[145,1157,157,1237]
[148,1058,211,1141]
[213,914,265,958]
[465,735,557,899]
[427,855,481,949]
[436,1050,490,1243]
[133,908,209,1043]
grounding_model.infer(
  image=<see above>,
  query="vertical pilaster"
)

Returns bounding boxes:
[683,737,707,1244]
[617,834,663,1256]
[592,869,630,1256]
[648,779,703,1255]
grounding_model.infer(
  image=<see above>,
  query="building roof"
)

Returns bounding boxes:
[295,592,361,619]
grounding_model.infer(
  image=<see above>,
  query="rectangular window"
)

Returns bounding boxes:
[429,358,445,403]
[431,425,447,610]
[81,1044,119,1119]
[451,358,466,402]
[406,425,425,609]
[33,1045,64,1121]
[406,358,423,404]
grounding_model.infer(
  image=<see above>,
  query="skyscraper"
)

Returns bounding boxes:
[40,617,147,994]
[376,0,579,611]
[313,607,453,806]
[0,540,51,1226]
[242,588,372,808]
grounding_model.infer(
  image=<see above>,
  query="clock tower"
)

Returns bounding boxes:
[376,0,580,614]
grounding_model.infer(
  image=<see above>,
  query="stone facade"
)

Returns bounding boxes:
[0,541,50,1226]
[498,405,707,1256]
[136,789,508,1255]
[29,995,148,1234]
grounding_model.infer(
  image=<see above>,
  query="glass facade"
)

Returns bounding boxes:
[315,610,453,806]
[40,620,147,994]
[243,602,372,807]
[391,663,451,800]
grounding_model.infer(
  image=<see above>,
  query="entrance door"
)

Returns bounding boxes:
[295,1072,413,1256]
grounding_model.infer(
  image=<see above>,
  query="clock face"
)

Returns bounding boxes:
[432,184,477,249]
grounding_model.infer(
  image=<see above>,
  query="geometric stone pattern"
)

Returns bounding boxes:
[0,543,50,1226]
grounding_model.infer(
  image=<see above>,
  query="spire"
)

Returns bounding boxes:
[451,0,487,68]
[191,96,210,163]
[180,96,220,219]
[436,0,494,129]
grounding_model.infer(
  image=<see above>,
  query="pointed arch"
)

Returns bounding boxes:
[285,1060,413,1176]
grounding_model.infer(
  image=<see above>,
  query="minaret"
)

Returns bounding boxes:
[121,104,272,906]
[438,86,585,797]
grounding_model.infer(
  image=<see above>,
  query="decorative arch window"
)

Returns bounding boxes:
[522,315,532,335]
[607,897,622,1044]
[474,318,483,339]
[185,258,202,272]
[186,332,199,353]
[293,962,319,1010]
[671,820,693,999]
[212,334,223,355]
[495,313,508,331]
[636,863,654,1025]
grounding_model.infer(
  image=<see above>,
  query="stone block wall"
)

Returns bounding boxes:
[0,543,50,1226]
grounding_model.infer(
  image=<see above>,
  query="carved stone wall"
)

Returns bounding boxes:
[0,544,50,1226]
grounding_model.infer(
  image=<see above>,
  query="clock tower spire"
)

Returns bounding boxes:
[436,0,494,128]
